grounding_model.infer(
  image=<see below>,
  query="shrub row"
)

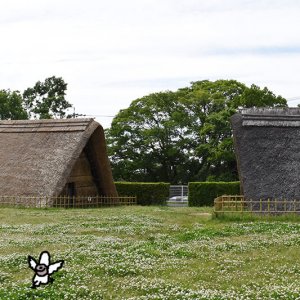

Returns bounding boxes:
[115,182,169,205]
[115,181,240,207]
[188,182,241,207]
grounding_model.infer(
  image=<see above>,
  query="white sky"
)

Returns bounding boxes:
[1,0,300,128]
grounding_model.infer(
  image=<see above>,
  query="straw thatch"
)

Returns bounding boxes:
[231,108,300,202]
[0,118,117,198]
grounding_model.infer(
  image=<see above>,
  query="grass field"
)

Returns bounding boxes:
[1,206,300,299]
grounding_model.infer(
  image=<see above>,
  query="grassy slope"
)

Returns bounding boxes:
[0,206,300,299]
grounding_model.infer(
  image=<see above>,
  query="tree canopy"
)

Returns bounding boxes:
[0,89,28,120]
[0,76,72,120]
[23,76,72,119]
[106,80,287,183]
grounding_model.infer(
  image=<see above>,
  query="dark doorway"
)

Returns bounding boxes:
[67,182,76,206]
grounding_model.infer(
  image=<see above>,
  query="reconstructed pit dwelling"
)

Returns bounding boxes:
[0,118,117,205]
[231,108,300,205]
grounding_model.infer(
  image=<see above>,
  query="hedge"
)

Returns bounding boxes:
[188,182,241,206]
[115,182,170,205]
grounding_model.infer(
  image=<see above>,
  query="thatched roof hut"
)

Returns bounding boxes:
[231,108,300,201]
[0,118,117,198]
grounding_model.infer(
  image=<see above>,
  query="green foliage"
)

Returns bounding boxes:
[115,182,169,205]
[0,89,28,120]
[23,76,72,119]
[1,76,73,121]
[239,84,287,108]
[188,181,241,206]
[107,80,287,184]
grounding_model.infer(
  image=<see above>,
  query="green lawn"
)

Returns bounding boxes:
[1,206,300,299]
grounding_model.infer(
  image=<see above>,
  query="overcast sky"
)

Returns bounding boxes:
[1,0,300,128]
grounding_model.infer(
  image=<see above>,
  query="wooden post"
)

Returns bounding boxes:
[221,196,224,213]
[235,197,237,212]
[260,199,262,213]
[284,199,287,212]
[241,196,244,213]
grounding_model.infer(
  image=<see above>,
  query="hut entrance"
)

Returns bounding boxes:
[67,182,76,206]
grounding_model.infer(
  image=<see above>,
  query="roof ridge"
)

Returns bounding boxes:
[0,118,96,133]
[0,118,94,125]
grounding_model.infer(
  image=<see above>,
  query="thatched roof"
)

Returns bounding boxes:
[0,118,117,197]
[231,108,300,201]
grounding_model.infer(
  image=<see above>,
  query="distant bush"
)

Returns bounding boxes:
[115,182,169,205]
[188,182,241,207]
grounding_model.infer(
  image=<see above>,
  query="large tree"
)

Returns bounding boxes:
[23,76,72,119]
[0,89,28,120]
[106,80,287,183]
